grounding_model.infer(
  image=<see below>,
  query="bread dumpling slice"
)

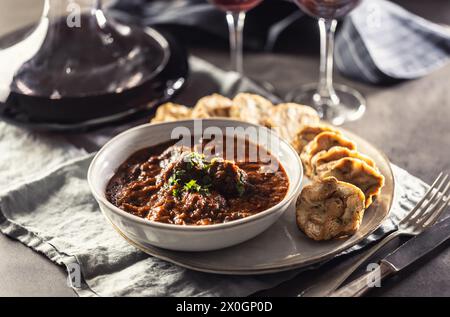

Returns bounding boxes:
[311,146,376,176]
[316,157,385,208]
[296,177,366,241]
[300,131,356,177]
[292,123,340,154]
[230,93,273,125]
[191,94,233,118]
[264,103,320,142]
[151,103,192,123]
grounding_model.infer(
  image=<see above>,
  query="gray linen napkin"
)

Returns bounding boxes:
[0,56,428,297]
[335,0,450,84]
[0,123,86,192]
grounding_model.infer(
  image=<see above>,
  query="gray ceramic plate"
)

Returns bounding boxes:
[107,129,395,275]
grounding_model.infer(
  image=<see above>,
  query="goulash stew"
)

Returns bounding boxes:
[106,136,289,225]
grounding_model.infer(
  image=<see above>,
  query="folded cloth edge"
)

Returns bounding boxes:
[0,153,98,297]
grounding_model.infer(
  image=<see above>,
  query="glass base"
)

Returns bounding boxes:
[241,75,280,99]
[259,80,274,93]
[286,83,366,125]
[257,79,279,98]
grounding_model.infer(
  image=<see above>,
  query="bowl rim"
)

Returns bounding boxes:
[87,118,303,232]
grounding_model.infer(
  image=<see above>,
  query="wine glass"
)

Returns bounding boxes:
[208,0,262,74]
[286,0,365,125]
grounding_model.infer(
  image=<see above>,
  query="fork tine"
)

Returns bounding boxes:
[424,197,450,228]
[417,181,450,228]
[411,174,449,223]
[401,173,444,225]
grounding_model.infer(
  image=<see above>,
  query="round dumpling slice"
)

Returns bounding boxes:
[316,157,385,208]
[191,94,234,118]
[264,103,320,142]
[291,123,341,154]
[300,131,356,177]
[296,177,366,241]
[151,103,192,123]
[311,146,376,176]
[230,93,273,125]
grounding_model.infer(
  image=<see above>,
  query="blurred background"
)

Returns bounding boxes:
[1,0,449,51]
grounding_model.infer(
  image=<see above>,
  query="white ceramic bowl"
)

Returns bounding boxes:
[88,119,303,251]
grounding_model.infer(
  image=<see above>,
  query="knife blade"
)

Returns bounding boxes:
[329,216,450,297]
[383,216,450,272]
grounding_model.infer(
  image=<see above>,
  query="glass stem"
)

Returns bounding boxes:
[95,0,102,9]
[226,11,246,75]
[316,18,339,106]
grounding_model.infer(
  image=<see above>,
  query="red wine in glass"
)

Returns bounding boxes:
[294,0,361,20]
[210,0,262,13]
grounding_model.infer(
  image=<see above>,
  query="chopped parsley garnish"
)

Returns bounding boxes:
[185,152,209,171]
[183,179,201,192]
[236,182,245,197]
[168,170,185,186]
[167,160,212,197]
[183,179,211,195]
[167,151,246,198]
[235,171,246,197]
[172,188,180,198]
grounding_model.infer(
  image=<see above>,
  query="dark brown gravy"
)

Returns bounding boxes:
[106,137,289,225]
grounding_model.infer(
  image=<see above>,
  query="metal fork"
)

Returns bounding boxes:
[300,172,450,297]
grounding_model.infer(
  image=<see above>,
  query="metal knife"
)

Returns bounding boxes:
[329,216,450,297]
